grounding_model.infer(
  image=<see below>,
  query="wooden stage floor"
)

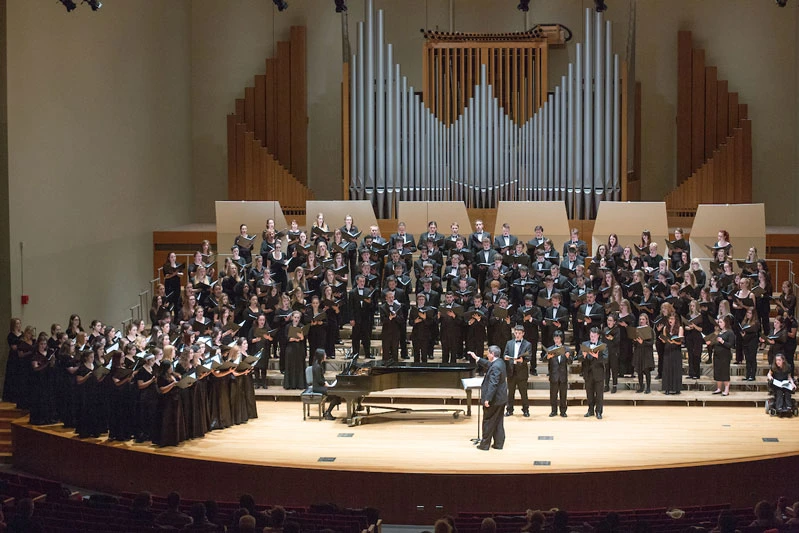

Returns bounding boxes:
[17,402,799,474]
[13,402,799,522]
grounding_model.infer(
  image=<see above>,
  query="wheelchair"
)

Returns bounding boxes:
[765,390,798,417]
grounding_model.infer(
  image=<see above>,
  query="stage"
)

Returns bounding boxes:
[12,402,799,523]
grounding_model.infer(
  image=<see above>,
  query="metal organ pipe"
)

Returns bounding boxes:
[347,5,624,215]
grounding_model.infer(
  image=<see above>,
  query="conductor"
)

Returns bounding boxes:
[469,346,508,451]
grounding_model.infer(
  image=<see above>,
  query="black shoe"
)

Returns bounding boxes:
[491,444,503,450]
[635,387,643,394]
[523,411,530,418]
[611,386,617,394]
[476,445,490,451]
[584,411,594,418]
[323,413,336,421]
[401,355,410,360]
[531,370,538,376]
[604,385,610,392]
[505,411,513,417]
[655,374,662,380]
[549,411,557,417]
[674,391,681,395]
[645,387,651,394]
[366,354,376,359]
[560,413,568,418]
[596,413,603,420]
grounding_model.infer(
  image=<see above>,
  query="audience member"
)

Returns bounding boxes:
[6,498,43,533]
[434,518,453,533]
[480,517,497,533]
[521,509,546,533]
[238,514,257,533]
[712,509,739,533]
[183,502,220,531]
[238,494,268,528]
[749,500,782,528]
[129,491,155,522]
[155,491,193,529]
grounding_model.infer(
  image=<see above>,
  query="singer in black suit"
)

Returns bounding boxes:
[348,275,375,359]
[469,346,508,451]
[542,293,570,350]
[493,223,518,254]
[503,326,532,417]
[546,330,573,417]
[580,328,609,419]
[379,291,405,362]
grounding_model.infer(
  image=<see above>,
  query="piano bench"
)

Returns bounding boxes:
[301,392,327,421]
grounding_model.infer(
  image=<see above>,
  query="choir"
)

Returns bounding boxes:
[3,216,797,442]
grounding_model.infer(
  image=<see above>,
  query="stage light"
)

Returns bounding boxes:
[59,0,77,12]
[335,0,347,13]
[594,0,608,12]
[83,0,101,11]
[776,0,788,6]
[517,0,530,13]
[272,0,288,12]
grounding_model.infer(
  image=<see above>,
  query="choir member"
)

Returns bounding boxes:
[469,219,490,252]
[66,314,84,339]
[438,291,464,365]
[562,227,588,259]
[349,275,375,359]
[632,313,655,394]
[410,293,437,363]
[768,354,795,414]
[740,307,760,381]
[617,299,635,378]
[154,361,187,447]
[379,290,405,363]
[603,314,620,393]
[29,334,56,425]
[504,325,532,417]
[515,293,542,376]
[707,315,735,396]
[283,311,307,390]
[233,224,254,264]
[684,300,705,380]
[579,327,608,419]
[75,349,105,438]
[546,330,572,417]
[163,252,184,310]
[135,353,158,442]
[660,314,684,395]
[2,318,23,404]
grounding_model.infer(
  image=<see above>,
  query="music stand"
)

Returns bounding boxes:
[461,377,484,444]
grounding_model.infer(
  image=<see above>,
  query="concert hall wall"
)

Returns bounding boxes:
[189,0,798,224]
[5,1,194,330]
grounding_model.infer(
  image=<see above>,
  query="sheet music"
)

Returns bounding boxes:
[461,377,484,390]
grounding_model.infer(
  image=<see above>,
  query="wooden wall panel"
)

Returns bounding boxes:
[254,75,266,147]
[289,26,307,186]
[704,67,717,161]
[276,40,292,172]
[244,87,255,133]
[244,131,254,200]
[235,123,246,201]
[265,58,277,154]
[716,80,728,146]
[728,92,739,132]
[227,114,237,201]
[690,49,705,172]
[676,31,693,184]
[741,120,753,203]
[235,99,245,122]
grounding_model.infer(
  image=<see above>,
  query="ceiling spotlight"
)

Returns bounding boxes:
[59,0,77,12]
[776,0,788,6]
[83,0,101,11]
[594,0,608,12]
[335,0,347,13]
[272,0,288,12]
[517,0,530,12]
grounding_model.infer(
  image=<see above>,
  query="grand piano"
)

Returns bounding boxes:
[331,361,476,426]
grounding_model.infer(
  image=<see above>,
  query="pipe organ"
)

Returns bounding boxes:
[346,1,627,219]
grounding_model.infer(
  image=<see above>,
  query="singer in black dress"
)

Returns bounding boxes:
[283,311,307,390]
[708,315,735,396]
[661,314,684,395]
[155,362,187,447]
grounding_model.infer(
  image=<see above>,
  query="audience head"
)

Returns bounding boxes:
[190,503,207,524]
[717,509,737,533]
[480,517,497,533]
[166,491,180,510]
[270,505,286,527]
[434,518,453,533]
[238,513,256,532]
